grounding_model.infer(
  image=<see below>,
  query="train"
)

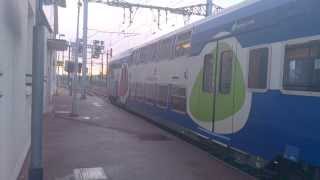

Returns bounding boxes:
[107,0,320,178]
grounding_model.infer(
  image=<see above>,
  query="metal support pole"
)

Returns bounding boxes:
[206,0,212,17]
[90,56,93,82]
[68,45,72,95]
[81,0,88,99]
[72,1,81,116]
[29,0,45,179]
[106,51,109,88]
[62,49,65,85]
[101,53,104,80]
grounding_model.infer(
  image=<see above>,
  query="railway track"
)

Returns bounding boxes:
[87,86,109,99]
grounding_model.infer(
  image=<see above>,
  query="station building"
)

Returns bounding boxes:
[0,0,60,179]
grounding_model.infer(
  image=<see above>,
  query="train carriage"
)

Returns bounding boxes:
[107,0,320,177]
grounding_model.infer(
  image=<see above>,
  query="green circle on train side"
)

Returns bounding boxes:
[189,42,246,122]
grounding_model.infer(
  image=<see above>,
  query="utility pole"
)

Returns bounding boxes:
[101,53,104,80]
[72,0,82,116]
[62,47,65,85]
[106,50,109,88]
[68,45,72,96]
[90,56,93,82]
[29,0,45,179]
[206,0,213,17]
[81,0,88,99]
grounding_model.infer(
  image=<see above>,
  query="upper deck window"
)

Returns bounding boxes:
[157,37,175,61]
[248,48,269,89]
[132,50,140,65]
[175,31,191,57]
[283,41,320,92]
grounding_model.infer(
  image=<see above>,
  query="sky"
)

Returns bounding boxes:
[58,0,246,74]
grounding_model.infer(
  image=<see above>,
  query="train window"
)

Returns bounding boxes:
[170,85,186,112]
[136,83,145,101]
[157,37,175,61]
[157,85,168,107]
[132,50,140,65]
[219,51,233,94]
[145,84,156,103]
[140,48,148,63]
[248,48,269,89]
[283,41,320,91]
[203,54,214,93]
[148,44,157,62]
[175,31,191,57]
[129,83,135,100]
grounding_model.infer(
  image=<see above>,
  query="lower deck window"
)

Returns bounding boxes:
[157,85,168,107]
[283,41,320,91]
[129,83,136,100]
[145,84,156,103]
[136,83,145,101]
[170,85,186,112]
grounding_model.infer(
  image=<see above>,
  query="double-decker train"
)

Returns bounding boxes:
[107,0,320,177]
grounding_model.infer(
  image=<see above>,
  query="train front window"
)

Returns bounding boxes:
[219,51,233,94]
[248,48,269,89]
[283,41,320,92]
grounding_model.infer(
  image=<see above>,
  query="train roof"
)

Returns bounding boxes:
[111,0,299,61]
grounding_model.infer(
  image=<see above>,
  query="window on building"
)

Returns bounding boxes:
[219,51,233,94]
[170,85,186,112]
[175,31,192,57]
[283,41,320,91]
[248,48,269,89]
[203,54,214,92]
[157,85,168,107]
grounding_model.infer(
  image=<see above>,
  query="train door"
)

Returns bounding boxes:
[212,38,243,136]
[189,42,217,131]
[190,37,245,139]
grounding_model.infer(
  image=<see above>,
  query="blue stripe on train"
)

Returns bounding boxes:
[232,90,320,166]
[125,90,320,167]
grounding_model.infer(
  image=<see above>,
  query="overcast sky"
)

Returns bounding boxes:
[57,0,246,75]
[59,0,246,56]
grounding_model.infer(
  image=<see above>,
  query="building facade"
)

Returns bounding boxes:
[0,0,57,179]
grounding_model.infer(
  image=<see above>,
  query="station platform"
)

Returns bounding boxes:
[43,89,255,180]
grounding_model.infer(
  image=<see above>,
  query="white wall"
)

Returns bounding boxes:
[0,0,55,179]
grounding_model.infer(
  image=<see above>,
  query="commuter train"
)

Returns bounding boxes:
[107,0,320,176]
